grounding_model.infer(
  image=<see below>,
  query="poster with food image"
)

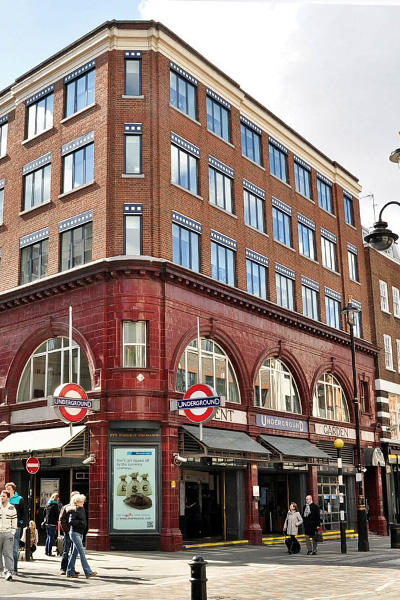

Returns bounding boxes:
[112,447,156,531]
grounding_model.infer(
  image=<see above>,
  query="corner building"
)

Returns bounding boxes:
[0,20,386,551]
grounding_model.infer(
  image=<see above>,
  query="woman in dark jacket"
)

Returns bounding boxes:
[66,494,96,578]
[44,492,60,556]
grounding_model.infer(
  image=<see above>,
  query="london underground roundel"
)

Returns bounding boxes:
[53,383,90,424]
[180,383,221,423]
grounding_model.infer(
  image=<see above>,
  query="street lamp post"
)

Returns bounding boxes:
[341,300,369,552]
[364,201,400,251]
[334,438,347,554]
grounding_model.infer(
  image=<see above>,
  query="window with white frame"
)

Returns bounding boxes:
[17,337,91,403]
[348,245,359,282]
[317,176,333,213]
[353,305,362,338]
[344,192,354,226]
[124,123,142,174]
[380,280,389,312]
[65,61,95,117]
[62,132,94,193]
[273,199,292,247]
[393,286,400,318]
[389,393,400,441]
[207,90,230,142]
[125,51,142,96]
[26,87,54,139]
[20,229,49,285]
[241,117,262,165]
[170,63,197,120]
[325,288,341,330]
[208,158,234,213]
[124,204,142,255]
[123,321,146,367]
[0,179,4,225]
[275,265,295,311]
[269,139,288,182]
[313,373,350,422]
[298,215,316,260]
[321,229,338,272]
[255,358,301,413]
[172,212,201,272]
[294,158,312,199]
[211,232,236,286]
[171,133,199,195]
[23,153,51,210]
[0,117,8,157]
[243,180,265,232]
[396,339,400,373]
[176,338,240,404]
[302,277,319,320]
[246,250,268,300]
[384,334,394,370]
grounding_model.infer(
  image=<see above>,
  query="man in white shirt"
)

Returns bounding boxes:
[0,489,18,581]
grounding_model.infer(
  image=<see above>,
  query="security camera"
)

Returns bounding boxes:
[82,454,96,465]
[173,453,188,466]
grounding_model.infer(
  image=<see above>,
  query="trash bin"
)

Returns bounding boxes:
[390,524,400,549]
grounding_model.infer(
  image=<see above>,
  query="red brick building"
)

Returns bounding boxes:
[0,20,386,551]
[364,235,400,525]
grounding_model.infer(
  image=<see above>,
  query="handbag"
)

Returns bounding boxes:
[315,528,323,543]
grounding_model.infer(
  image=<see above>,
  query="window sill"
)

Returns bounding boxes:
[381,309,391,315]
[58,180,95,199]
[208,128,234,148]
[349,278,361,285]
[318,205,336,218]
[273,239,295,252]
[245,223,269,238]
[60,103,97,124]
[299,253,319,265]
[242,154,265,171]
[0,153,8,160]
[270,172,290,188]
[169,104,201,126]
[22,126,55,145]
[209,202,237,219]
[170,181,203,201]
[122,173,144,178]
[122,95,144,99]
[19,199,52,216]
[322,265,341,277]
[345,222,357,230]
[295,190,314,203]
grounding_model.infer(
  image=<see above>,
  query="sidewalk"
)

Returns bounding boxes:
[2,535,400,600]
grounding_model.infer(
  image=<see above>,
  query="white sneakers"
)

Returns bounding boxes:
[5,571,13,581]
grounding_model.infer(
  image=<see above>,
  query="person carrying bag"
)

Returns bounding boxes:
[283,502,303,554]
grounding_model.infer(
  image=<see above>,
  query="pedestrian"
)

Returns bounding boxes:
[66,494,97,579]
[302,494,321,555]
[44,492,60,556]
[20,520,39,558]
[59,491,80,576]
[0,489,18,581]
[283,502,303,554]
[5,482,25,574]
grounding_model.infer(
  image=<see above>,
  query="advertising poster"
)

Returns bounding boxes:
[112,447,157,531]
[40,478,60,507]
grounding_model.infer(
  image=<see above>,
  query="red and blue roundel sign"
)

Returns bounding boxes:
[53,383,91,424]
[179,383,221,423]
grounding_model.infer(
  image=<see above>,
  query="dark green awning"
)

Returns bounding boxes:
[182,425,271,456]
[259,435,329,460]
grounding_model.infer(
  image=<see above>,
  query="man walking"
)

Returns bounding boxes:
[5,482,25,574]
[0,489,18,580]
[302,494,321,555]
[59,491,80,576]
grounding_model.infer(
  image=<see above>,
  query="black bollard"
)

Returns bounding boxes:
[189,555,208,600]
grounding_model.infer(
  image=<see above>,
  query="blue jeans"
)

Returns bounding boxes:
[45,524,56,555]
[61,533,72,572]
[13,528,21,572]
[67,529,93,577]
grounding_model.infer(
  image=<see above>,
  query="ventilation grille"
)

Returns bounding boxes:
[316,441,354,465]
[63,429,88,457]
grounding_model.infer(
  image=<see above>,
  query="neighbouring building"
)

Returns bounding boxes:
[0,20,386,552]
[364,230,400,525]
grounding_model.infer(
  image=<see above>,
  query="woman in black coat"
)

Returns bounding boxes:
[44,492,60,556]
[302,494,321,555]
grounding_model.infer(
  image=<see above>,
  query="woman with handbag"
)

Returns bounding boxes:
[283,502,303,554]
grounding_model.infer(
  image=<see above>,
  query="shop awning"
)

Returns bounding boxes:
[0,425,87,459]
[259,435,329,462]
[181,425,271,459]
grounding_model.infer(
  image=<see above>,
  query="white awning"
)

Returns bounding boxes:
[0,425,86,458]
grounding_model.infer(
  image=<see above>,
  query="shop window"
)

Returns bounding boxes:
[254,357,301,413]
[17,337,91,403]
[312,373,350,422]
[176,338,240,404]
[123,321,146,368]
[318,475,346,531]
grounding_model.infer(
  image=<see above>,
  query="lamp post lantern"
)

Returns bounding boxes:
[334,438,347,554]
[341,299,369,552]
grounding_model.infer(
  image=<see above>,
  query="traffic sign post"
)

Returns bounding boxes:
[26,456,40,474]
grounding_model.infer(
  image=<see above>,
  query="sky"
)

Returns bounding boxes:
[1,0,400,239]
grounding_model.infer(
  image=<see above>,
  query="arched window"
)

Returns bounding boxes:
[17,337,91,403]
[255,358,301,413]
[313,373,350,422]
[176,338,240,404]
